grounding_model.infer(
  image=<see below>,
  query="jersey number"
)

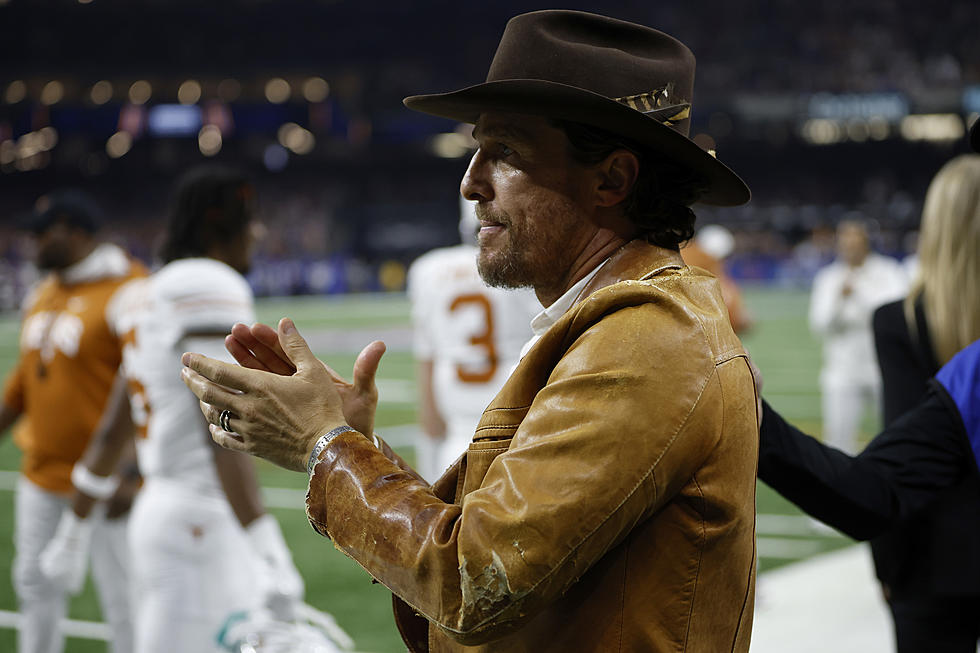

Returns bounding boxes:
[449,293,498,384]
[121,329,151,439]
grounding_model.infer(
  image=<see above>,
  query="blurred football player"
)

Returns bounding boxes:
[809,219,907,453]
[681,223,753,333]
[406,197,538,482]
[0,191,145,653]
[38,167,304,653]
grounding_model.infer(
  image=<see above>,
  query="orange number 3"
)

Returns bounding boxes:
[449,293,498,383]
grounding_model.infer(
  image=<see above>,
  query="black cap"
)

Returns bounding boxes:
[971,118,979,153]
[22,190,104,235]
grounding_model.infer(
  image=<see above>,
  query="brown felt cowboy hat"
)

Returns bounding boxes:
[404,10,750,206]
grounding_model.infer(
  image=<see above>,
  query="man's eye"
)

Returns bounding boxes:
[498,144,514,157]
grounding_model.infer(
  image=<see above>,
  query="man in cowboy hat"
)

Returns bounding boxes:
[181,10,759,652]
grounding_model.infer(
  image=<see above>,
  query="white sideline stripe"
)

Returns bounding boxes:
[0,608,111,640]
[375,378,415,404]
[756,536,826,559]
[756,513,847,537]
[752,544,894,653]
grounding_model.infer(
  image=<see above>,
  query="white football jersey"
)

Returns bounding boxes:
[408,244,538,438]
[107,258,255,498]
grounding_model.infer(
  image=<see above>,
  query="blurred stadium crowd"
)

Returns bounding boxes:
[1,0,978,310]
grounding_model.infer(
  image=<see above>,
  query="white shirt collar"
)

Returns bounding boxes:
[519,260,608,359]
[60,243,131,285]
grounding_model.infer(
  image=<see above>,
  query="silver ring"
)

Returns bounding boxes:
[219,409,234,432]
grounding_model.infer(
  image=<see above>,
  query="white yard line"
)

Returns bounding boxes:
[752,544,894,653]
[756,536,827,559]
[0,609,110,640]
[756,513,847,538]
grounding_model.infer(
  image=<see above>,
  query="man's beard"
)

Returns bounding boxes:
[475,204,579,291]
[36,245,73,271]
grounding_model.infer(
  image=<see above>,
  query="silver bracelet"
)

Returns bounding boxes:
[307,426,356,476]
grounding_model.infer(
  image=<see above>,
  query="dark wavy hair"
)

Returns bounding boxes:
[160,166,255,263]
[552,119,707,250]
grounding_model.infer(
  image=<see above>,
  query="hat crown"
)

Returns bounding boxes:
[486,10,696,134]
[402,10,750,206]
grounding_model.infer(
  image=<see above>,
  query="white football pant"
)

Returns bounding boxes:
[13,476,133,653]
[128,479,265,653]
[820,378,881,455]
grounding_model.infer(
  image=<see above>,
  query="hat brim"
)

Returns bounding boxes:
[405,79,750,206]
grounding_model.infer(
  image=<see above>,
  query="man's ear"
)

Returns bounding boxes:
[594,149,640,208]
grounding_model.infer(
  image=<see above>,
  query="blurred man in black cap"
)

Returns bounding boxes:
[0,190,145,653]
[182,10,759,652]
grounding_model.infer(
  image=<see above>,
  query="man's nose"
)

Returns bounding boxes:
[460,149,493,203]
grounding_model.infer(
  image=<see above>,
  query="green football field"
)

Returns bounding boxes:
[0,287,867,652]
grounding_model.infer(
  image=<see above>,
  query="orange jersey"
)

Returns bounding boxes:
[2,244,146,494]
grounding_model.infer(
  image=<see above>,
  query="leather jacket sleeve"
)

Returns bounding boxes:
[307,301,733,645]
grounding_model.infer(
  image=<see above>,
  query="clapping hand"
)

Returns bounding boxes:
[181,318,384,471]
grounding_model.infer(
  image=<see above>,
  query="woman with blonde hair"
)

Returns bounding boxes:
[866,153,980,653]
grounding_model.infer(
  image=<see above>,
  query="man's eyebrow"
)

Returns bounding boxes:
[472,123,534,144]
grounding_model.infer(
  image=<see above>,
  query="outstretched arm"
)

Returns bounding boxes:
[1,358,26,439]
[0,402,20,441]
[758,384,972,540]
[40,371,137,594]
[72,372,136,517]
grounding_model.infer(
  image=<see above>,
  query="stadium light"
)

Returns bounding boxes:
[867,117,890,141]
[4,80,26,104]
[265,78,291,104]
[303,77,329,103]
[900,114,965,142]
[90,80,113,105]
[198,124,222,156]
[0,140,15,166]
[38,127,58,150]
[40,81,64,106]
[178,80,202,105]
[106,131,133,158]
[129,80,152,105]
[430,132,471,158]
[845,121,869,143]
[800,119,844,145]
[277,123,315,154]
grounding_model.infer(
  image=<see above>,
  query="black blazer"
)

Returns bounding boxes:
[758,387,971,540]
[758,303,978,594]
[870,299,980,597]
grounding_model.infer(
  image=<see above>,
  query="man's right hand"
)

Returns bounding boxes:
[39,510,92,594]
[225,321,386,437]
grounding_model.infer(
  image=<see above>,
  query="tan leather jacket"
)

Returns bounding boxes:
[307,240,759,652]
